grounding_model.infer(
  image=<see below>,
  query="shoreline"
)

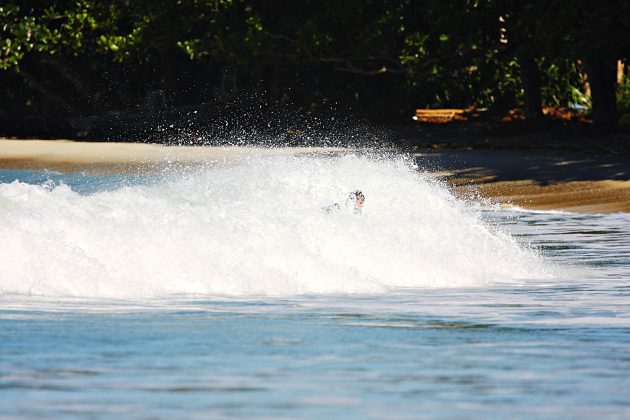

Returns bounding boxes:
[452,180,630,214]
[1,138,629,213]
[0,139,351,172]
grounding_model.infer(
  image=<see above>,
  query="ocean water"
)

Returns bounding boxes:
[1,150,629,418]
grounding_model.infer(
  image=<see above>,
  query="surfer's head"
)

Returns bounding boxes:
[350,190,365,209]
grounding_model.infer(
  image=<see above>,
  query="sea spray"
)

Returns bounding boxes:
[0,151,551,298]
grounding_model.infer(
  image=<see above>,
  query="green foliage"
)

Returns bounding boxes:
[0,1,101,69]
[1,0,629,127]
[0,0,238,68]
[539,59,589,108]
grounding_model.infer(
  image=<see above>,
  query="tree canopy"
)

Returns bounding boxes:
[1,0,629,138]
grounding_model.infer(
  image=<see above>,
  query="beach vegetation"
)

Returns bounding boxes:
[0,0,628,137]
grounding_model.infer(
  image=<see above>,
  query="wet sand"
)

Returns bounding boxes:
[1,139,629,213]
[416,150,630,213]
[452,180,630,213]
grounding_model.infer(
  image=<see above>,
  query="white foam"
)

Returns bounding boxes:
[0,152,552,298]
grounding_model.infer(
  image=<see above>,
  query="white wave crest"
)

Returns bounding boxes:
[0,152,551,298]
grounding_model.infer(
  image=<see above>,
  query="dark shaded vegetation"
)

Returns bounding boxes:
[1,0,629,144]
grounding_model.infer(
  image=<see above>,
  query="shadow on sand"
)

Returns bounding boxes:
[416,150,630,185]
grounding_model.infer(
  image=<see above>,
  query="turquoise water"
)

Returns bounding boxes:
[1,156,629,418]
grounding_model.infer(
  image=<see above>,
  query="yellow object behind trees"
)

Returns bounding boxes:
[412,109,466,123]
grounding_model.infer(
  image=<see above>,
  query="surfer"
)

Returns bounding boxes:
[351,190,365,213]
[324,190,365,214]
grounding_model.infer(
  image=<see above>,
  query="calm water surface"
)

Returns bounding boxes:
[1,166,629,418]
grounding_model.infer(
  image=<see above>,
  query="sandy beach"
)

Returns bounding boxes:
[1,138,629,213]
[0,139,348,173]
[416,150,630,213]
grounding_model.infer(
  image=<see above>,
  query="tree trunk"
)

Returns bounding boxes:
[584,57,619,128]
[518,52,543,121]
